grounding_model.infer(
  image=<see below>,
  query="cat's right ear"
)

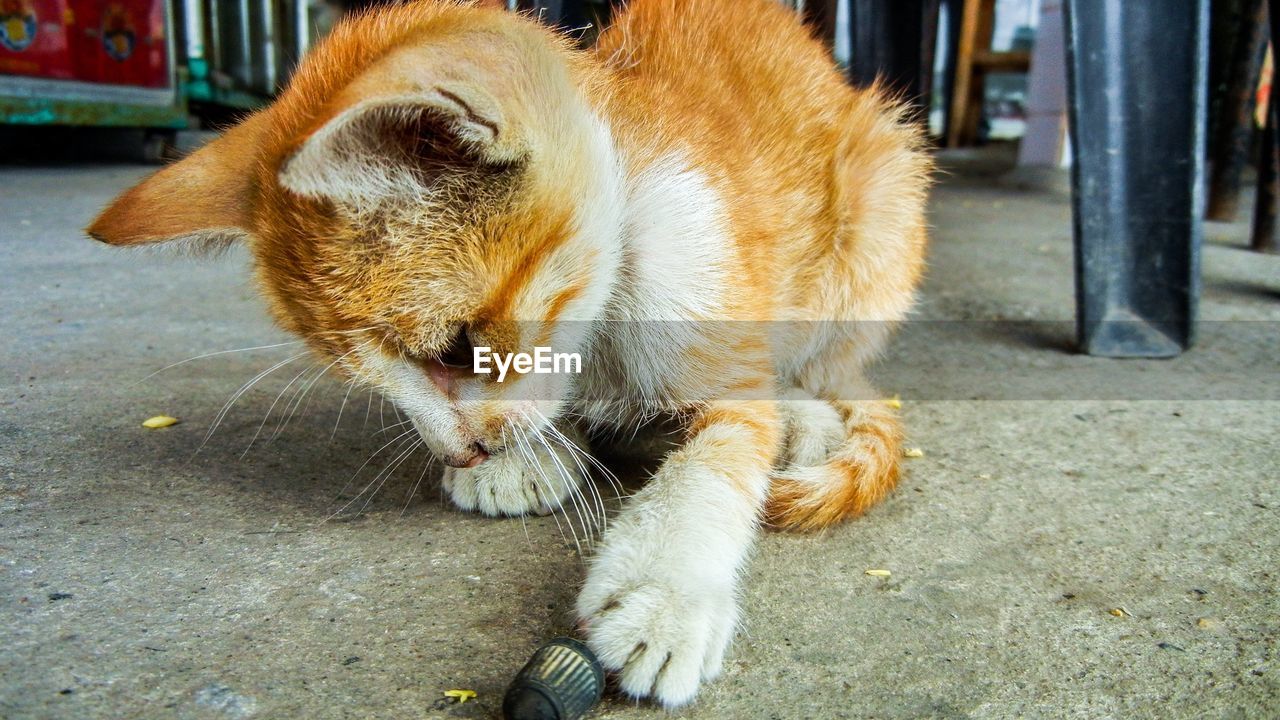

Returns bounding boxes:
[87,113,266,249]
[277,83,527,207]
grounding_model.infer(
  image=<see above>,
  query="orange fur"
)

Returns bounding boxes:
[594,0,929,528]
[89,0,929,530]
[88,2,930,702]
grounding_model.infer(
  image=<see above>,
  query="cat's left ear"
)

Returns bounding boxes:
[87,113,266,248]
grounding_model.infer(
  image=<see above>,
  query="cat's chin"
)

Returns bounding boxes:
[428,437,489,469]
[406,417,489,470]
[443,448,489,469]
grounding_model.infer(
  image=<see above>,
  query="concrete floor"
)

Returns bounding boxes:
[1,150,1277,720]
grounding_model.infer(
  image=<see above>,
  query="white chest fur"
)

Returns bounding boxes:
[581,153,733,411]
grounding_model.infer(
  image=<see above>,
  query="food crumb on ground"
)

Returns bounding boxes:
[442,689,476,704]
[142,415,179,429]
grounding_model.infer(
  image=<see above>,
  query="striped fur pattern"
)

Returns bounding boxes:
[88,0,930,707]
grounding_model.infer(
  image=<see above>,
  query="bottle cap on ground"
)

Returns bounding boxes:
[503,637,604,720]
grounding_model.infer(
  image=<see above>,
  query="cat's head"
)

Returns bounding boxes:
[88,3,624,467]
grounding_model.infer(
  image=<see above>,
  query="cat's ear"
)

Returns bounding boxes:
[87,114,266,249]
[277,84,525,206]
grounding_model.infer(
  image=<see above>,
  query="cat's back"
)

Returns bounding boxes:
[595,0,853,164]
[594,0,929,324]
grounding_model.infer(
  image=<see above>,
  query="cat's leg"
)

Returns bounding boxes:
[576,396,780,708]
[442,422,589,517]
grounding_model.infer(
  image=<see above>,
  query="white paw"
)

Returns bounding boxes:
[577,523,740,708]
[578,571,737,707]
[442,441,585,517]
[779,390,844,467]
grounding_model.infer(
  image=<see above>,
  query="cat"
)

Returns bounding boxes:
[88,0,929,708]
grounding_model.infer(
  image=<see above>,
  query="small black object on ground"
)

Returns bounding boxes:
[503,637,604,720]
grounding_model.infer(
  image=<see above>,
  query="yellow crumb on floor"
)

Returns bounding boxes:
[1196,617,1219,629]
[1109,607,1130,618]
[141,415,179,429]
[864,569,891,577]
[883,395,902,409]
[903,447,925,458]
[443,689,476,704]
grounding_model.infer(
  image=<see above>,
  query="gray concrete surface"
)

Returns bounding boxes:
[1,151,1277,720]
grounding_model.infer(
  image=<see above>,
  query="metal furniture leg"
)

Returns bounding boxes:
[1252,102,1280,254]
[1064,0,1210,357]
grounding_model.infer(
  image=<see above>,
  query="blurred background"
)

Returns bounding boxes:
[4,0,1268,358]
[0,0,1050,156]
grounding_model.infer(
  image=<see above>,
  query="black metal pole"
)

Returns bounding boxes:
[1251,102,1280,253]
[936,0,962,142]
[1064,0,1209,357]
[843,0,933,118]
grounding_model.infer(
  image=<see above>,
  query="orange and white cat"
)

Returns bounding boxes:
[90,0,929,707]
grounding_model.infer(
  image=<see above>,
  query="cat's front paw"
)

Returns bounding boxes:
[442,441,584,517]
[577,565,738,708]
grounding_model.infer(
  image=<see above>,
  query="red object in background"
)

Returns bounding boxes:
[68,0,168,88]
[0,0,76,80]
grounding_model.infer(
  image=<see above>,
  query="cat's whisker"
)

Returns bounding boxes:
[343,437,419,519]
[542,425,602,531]
[543,411,618,487]
[512,423,581,558]
[550,430,613,530]
[331,378,360,442]
[327,433,419,521]
[536,408,627,511]
[266,364,326,444]
[372,419,412,437]
[240,362,318,458]
[503,424,535,550]
[134,340,303,387]
[518,410,594,537]
[528,419,597,546]
[313,326,378,339]
[270,347,357,443]
[200,352,308,453]
[328,426,420,516]
[529,411,606,536]
[399,453,436,518]
[356,437,423,516]
[524,419,589,532]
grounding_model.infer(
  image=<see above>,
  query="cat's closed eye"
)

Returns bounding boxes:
[437,326,474,369]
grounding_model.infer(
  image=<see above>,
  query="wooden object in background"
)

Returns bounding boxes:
[946,0,1031,147]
